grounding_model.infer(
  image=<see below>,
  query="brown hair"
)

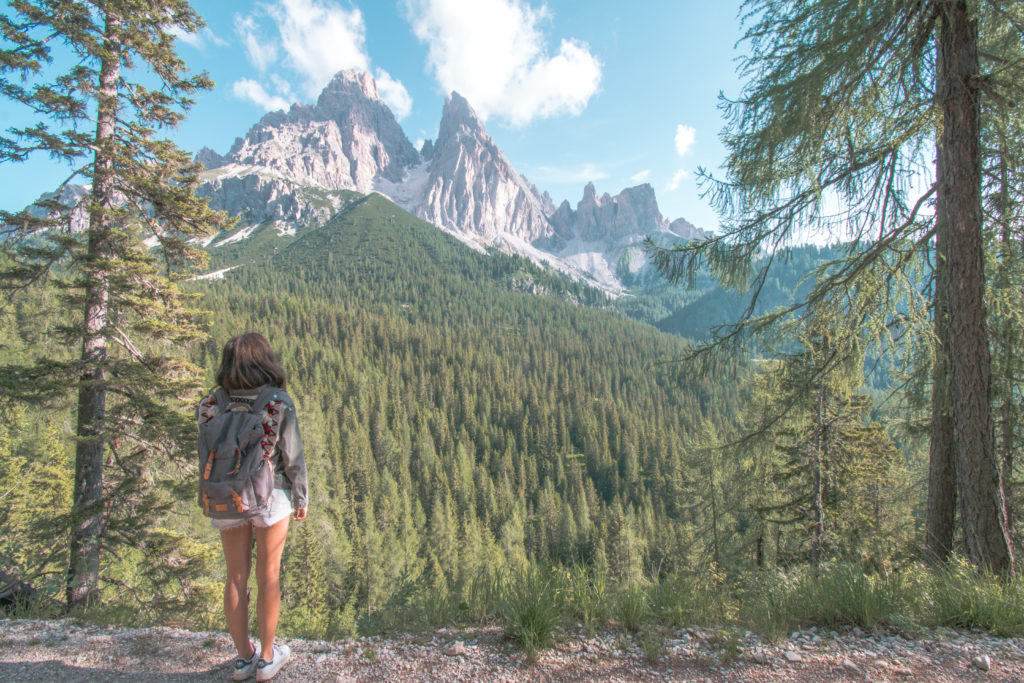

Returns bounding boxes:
[215,333,287,391]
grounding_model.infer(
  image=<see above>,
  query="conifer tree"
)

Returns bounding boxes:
[648,0,1024,574]
[0,0,228,608]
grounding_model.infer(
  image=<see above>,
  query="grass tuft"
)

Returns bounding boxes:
[501,567,561,661]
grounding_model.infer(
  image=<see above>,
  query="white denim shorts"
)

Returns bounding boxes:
[211,488,293,530]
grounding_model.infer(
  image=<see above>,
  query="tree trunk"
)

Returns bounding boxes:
[938,0,1013,575]
[995,147,1017,543]
[66,14,120,609]
[709,462,721,568]
[925,184,956,566]
[810,387,825,574]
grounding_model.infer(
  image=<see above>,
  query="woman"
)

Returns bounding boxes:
[201,333,307,682]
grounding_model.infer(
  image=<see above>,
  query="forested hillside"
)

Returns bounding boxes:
[0,191,919,636]
[182,194,750,631]
[617,245,845,341]
[4,0,1023,658]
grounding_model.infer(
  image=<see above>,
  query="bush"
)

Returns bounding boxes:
[559,564,609,633]
[738,562,922,639]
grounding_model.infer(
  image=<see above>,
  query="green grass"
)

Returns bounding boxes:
[500,567,561,662]
[34,558,1024,662]
[927,557,1024,636]
[616,583,648,633]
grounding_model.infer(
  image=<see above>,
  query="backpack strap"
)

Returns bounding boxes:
[212,387,231,412]
[253,386,286,458]
[253,385,282,413]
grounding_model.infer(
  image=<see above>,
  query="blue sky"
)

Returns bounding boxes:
[0,0,746,231]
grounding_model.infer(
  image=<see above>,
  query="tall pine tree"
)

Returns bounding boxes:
[648,0,1024,575]
[0,0,228,608]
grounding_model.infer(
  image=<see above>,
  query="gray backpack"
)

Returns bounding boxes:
[197,386,284,518]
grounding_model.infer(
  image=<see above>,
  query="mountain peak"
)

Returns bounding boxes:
[439,91,485,140]
[419,91,552,243]
[318,69,380,105]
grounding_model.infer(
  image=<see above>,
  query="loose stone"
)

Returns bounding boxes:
[972,654,992,671]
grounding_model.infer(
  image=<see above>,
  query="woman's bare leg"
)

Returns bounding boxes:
[220,523,255,658]
[254,515,290,661]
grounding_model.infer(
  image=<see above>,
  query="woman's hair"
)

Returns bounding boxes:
[215,333,287,391]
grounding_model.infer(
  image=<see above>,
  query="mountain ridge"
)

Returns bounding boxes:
[192,69,710,293]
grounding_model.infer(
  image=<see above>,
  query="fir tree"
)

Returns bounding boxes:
[647,0,1024,574]
[0,0,229,608]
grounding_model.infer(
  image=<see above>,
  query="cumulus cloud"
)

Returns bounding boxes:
[667,169,690,192]
[267,0,369,95]
[674,124,696,157]
[235,14,277,73]
[231,0,413,119]
[630,169,652,183]
[403,0,602,127]
[375,68,413,119]
[233,79,291,112]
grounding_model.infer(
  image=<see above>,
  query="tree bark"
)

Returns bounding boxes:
[66,13,119,609]
[810,387,824,574]
[938,0,1013,575]
[925,179,956,566]
[995,146,1016,543]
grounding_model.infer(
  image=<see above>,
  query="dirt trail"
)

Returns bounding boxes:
[2,618,1023,681]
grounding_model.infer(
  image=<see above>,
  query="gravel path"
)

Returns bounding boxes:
[2,618,1024,681]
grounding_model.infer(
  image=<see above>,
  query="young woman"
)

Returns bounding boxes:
[201,333,308,682]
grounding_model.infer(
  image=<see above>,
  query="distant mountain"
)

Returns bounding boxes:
[11,70,710,295]
[197,70,419,229]
[192,69,708,293]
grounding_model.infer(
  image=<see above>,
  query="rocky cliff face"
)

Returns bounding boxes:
[198,70,420,227]
[416,93,552,243]
[185,69,708,292]
[538,181,712,290]
[548,182,672,245]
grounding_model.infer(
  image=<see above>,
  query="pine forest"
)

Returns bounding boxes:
[3,0,1024,656]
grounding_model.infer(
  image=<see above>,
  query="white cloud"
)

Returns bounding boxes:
[674,124,696,156]
[667,169,690,191]
[231,0,414,117]
[403,0,602,127]
[267,0,369,96]
[233,79,291,112]
[235,14,277,73]
[630,169,651,183]
[375,68,413,119]
[269,74,297,103]
[170,25,228,50]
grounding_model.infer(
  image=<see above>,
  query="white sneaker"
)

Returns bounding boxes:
[255,643,291,681]
[231,644,259,681]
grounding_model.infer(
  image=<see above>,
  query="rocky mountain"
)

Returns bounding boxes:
[412,92,553,244]
[53,68,707,293]
[540,182,712,288]
[197,70,419,228]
